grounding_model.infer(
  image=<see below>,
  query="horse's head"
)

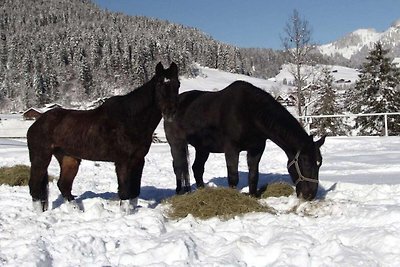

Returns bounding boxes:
[287,135,326,200]
[154,62,180,121]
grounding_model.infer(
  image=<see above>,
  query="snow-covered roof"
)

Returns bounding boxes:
[22,107,43,114]
[23,103,63,115]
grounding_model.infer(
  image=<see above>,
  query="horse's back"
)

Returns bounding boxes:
[28,108,67,139]
[169,80,282,151]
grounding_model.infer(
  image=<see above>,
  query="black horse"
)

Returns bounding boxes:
[27,62,180,212]
[164,80,325,200]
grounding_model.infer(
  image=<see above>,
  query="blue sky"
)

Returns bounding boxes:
[93,0,400,49]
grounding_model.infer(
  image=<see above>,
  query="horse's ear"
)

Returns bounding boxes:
[155,62,164,76]
[169,62,178,76]
[315,135,326,148]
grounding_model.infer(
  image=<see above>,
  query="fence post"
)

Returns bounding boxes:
[384,114,388,136]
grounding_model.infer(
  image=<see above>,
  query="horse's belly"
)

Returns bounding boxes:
[57,146,119,162]
[187,133,224,153]
[54,136,136,162]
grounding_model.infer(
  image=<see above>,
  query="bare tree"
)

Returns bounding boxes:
[281,9,316,118]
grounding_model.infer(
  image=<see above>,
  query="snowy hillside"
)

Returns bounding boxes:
[272,64,360,85]
[319,28,381,59]
[318,19,400,60]
[180,65,293,93]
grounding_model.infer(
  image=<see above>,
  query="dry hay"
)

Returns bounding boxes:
[0,165,55,186]
[259,182,295,198]
[165,187,273,220]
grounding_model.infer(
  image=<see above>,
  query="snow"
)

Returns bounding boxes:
[273,64,360,85]
[0,117,33,138]
[180,65,293,93]
[318,20,400,60]
[1,67,400,266]
[1,136,400,266]
[318,28,382,59]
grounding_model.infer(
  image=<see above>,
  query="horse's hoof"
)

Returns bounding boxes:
[176,187,191,195]
[196,183,205,189]
[176,190,184,195]
[32,199,48,213]
[120,198,138,215]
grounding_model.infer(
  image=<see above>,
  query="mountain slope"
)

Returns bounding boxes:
[318,19,400,63]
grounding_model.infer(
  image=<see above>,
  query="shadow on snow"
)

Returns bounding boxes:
[50,171,335,210]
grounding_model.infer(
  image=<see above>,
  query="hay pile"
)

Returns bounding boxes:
[0,165,55,186]
[260,182,295,198]
[165,187,272,220]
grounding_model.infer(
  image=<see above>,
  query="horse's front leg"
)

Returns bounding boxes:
[29,149,52,212]
[225,146,240,189]
[247,143,265,196]
[170,142,190,194]
[115,157,144,213]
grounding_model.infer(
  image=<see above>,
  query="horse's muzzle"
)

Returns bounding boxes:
[297,190,317,201]
[296,184,318,201]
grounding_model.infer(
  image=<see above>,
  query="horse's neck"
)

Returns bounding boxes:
[125,79,157,114]
[259,107,309,155]
[269,128,308,156]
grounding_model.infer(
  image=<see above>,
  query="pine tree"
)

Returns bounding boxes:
[79,55,93,97]
[347,42,400,135]
[0,32,7,73]
[313,68,344,136]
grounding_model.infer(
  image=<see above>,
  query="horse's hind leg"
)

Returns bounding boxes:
[247,143,265,196]
[225,146,240,189]
[192,149,209,188]
[28,149,52,211]
[55,154,81,201]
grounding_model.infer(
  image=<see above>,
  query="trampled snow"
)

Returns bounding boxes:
[1,136,400,266]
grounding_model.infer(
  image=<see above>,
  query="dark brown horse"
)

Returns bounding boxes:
[164,80,325,200]
[27,62,180,212]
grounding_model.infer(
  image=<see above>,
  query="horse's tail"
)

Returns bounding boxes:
[27,114,54,211]
[183,144,191,190]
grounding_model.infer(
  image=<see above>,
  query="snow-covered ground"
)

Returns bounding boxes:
[1,136,400,266]
[0,114,33,138]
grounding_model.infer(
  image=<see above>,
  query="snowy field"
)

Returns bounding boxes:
[1,136,400,266]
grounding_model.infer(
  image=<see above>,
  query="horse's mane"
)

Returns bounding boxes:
[100,77,158,118]
[247,83,310,152]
